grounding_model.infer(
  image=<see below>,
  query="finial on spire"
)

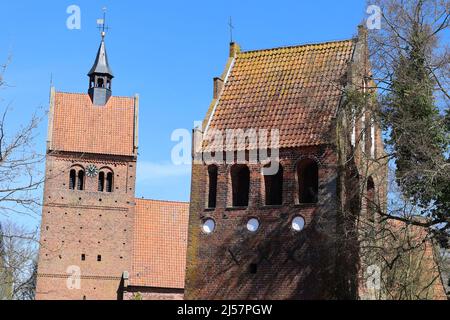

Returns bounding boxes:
[228,16,234,43]
[97,7,109,40]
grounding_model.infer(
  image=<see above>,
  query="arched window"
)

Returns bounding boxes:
[106,172,113,193]
[366,177,375,222]
[297,159,319,204]
[264,163,283,206]
[98,172,105,192]
[77,170,85,191]
[207,165,218,209]
[69,169,76,190]
[231,165,250,207]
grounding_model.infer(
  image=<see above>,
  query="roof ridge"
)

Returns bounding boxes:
[239,38,355,55]
[55,91,134,99]
[135,198,189,205]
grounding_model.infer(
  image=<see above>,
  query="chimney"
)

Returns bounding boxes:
[229,42,241,58]
[358,24,368,44]
[213,77,224,99]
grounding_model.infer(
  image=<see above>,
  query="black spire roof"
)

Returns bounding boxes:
[88,39,114,78]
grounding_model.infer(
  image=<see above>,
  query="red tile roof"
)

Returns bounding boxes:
[204,40,356,150]
[50,92,136,156]
[130,199,190,289]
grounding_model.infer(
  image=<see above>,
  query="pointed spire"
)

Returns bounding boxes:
[88,7,113,78]
[88,39,114,78]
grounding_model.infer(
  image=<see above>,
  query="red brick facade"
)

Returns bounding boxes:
[36,153,137,300]
[36,90,138,300]
[36,62,189,299]
[186,147,343,299]
[35,34,193,299]
[184,28,390,300]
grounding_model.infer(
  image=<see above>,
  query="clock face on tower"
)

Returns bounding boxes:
[86,164,99,177]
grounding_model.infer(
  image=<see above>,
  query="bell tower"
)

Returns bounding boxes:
[88,19,114,105]
[36,14,139,300]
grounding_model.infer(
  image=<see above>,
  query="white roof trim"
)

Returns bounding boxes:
[203,58,236,136]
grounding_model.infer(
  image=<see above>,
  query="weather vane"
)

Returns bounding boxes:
[228,16,234,43]
[96,7,110,39]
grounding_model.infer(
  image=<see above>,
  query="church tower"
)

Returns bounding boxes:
[36,29,139,300]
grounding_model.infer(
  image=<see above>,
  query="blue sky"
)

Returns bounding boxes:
[0,0,368,228]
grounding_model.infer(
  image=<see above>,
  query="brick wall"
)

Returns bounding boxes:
[36,153,136,300]
[185,146,344,300]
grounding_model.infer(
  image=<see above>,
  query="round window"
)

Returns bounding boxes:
[202,219,215,234]
[247,218,260,233]
[292,216,305,232]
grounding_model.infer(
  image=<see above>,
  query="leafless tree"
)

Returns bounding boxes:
[0,221,37,300]
[0,60,45,219]
[0,59,44,300]
[334,0,450,299]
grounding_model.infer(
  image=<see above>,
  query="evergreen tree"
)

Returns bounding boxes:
[385,22,448,214]
[369,0,449,238]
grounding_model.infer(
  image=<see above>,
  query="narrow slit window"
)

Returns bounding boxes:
[370,118,376,158]
[367,177,375,222]
[69,169,76,190]
[106,172,113,193]
[77,170,85,191]
[361,108,366,152]
[98,172,105,192]
[208,165,218,208]
[351,115,356,147]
